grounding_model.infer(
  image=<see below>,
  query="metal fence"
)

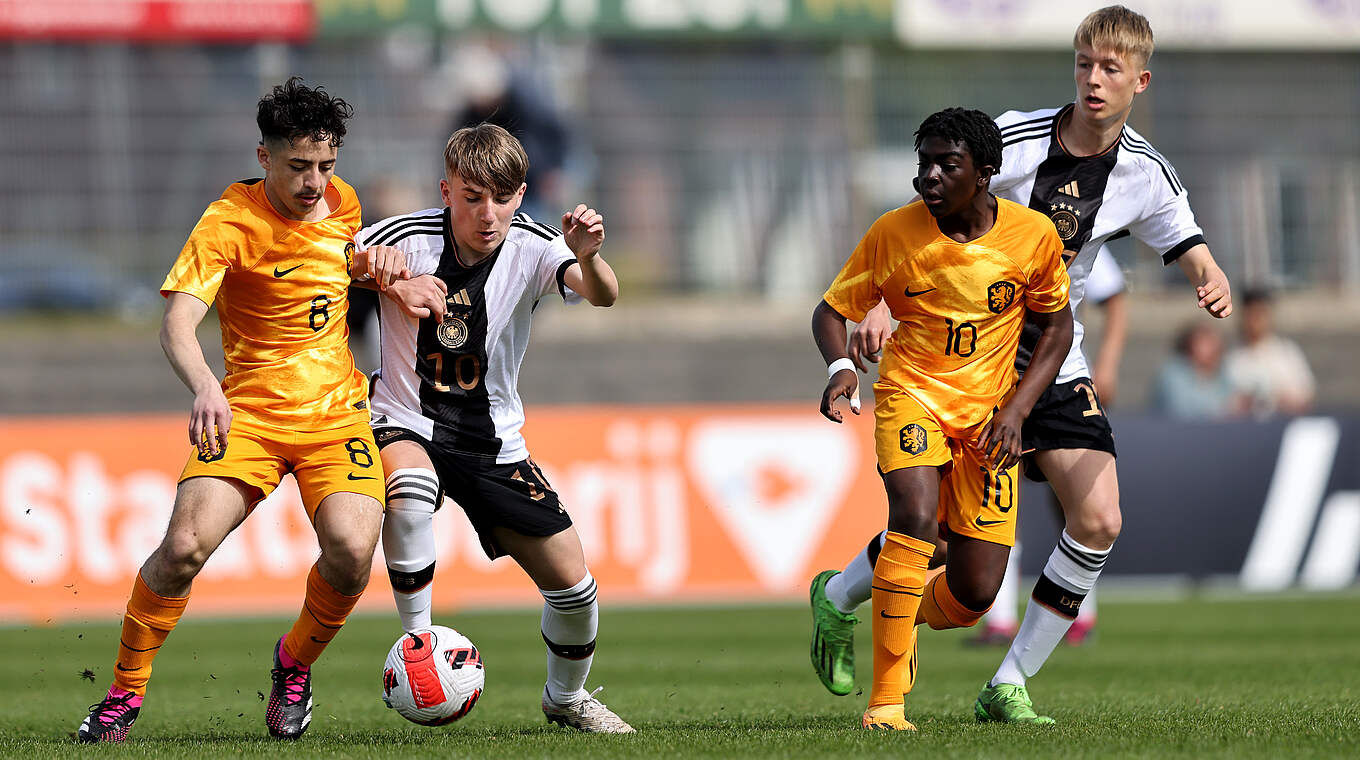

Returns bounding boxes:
[1,38,1357,311]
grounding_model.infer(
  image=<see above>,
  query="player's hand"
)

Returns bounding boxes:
[360,245,413,292]
[386,275,448,319]
[562,204,605,260]
[849,301,892,372]
[189,386,232,459]
[977,405,1024,471]
[1196,272,1232,318]
[819,368,861,423]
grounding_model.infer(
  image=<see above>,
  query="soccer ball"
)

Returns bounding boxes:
[381,626,484,725]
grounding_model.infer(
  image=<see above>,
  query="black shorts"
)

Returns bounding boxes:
[1019,377,1117,482]
[374,427,572,560]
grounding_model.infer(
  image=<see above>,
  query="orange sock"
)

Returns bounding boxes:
[916,570,990,630]
[283,563,363,666]
[869,531,933,708]
[112,573,189,695]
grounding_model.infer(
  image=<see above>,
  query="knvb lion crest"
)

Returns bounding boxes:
[344,241,356,274]
[899,424,928,455]
[987,281,1016,314]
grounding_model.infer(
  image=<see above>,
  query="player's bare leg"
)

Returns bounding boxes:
[497,526,634,734]
[982,448,1118,723]
[268,491,382,740]
[379,440,442,632]
[79,477,252,743]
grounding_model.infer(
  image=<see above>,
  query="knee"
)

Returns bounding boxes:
[950,577,999,614]
[152,530,212,583]
[1068,505,1122,550]
[320,534,378,590]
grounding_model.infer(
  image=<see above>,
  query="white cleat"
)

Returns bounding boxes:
[542,685,636,734]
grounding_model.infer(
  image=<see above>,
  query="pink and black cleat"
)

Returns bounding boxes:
[77,686,142,743]
[266,636,313,740]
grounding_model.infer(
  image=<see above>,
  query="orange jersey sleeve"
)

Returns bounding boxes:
[160,176,368,431]
[829,199,1069,438]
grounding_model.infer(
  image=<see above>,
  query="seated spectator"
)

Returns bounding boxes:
[1152,323,1243,419]
[1225,288,1315,417]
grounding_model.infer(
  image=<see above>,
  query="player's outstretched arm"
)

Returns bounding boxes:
[160,291,231,459]
[379,274,449,319]
[980,304,1074,470]
[813,300,861,423]
[561,203,618,306]
[1177,243,1233,318]
[351,244,412,291]
[849,299,893,372]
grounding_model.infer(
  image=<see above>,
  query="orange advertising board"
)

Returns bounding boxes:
[0,405,887,623]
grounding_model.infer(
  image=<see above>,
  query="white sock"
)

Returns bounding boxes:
[992,531,1111,687]
[541,572,598,705]
[1077,584,1097,624]
[825,531,885,614]
[381,468,440,632]
[981,542,1022,629]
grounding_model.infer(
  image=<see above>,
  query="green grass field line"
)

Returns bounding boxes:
[3,596,1358,758]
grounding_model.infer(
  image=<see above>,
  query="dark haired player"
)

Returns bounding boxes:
[813,108,1072,730]
[77,77,409,743]
[810,5,1234,725]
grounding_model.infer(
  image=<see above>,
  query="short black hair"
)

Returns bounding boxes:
[914,108,1003,174]
[1241,286,1273,308]
[257,76,354,148]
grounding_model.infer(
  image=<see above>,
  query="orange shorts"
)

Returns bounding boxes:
[873,383,1019,547]
[178,414,385,521]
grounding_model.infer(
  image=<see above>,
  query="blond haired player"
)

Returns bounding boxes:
[360,124,633,733]
[813,108,1072,730]
[78,78,409,743]
[811,6,1234,724]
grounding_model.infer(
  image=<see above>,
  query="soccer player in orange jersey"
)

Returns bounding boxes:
[812,108,1073,730]
[77,78,410,744]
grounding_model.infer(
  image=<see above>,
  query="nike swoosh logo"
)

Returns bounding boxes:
[347,473,376,481]
[879,610,913,619]
[975,517,1007,527]
[904,286,936,297]
[116,663,138,672]
[273,264,303,278]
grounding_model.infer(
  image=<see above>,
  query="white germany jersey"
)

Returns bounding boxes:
[357,209,581,463]
[994,104,1204,384]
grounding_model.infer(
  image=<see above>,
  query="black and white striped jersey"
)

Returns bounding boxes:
[995,104,1204,383]
[356,209,581,463]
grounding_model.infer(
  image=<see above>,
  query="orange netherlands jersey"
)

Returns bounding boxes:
[161,176,367,431]
[824,197,1070,437]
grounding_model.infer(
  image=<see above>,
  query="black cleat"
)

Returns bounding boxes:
[266,636,313,740]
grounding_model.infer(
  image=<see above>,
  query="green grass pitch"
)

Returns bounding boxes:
[2,594,1357,758]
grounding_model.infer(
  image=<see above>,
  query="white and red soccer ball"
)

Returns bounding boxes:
[382,626,484,725]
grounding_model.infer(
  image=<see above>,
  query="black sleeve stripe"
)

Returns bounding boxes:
[363,210,443,243]
[511,221,556,241]
[1161,234,1205,265]
[367,219,444,248]
[372,228,443,249]
[999,114,1055,135]
[1120,137,1184,195]
[1106,229,1131,242]
[555,259,575,298]
[533,220,563,237]
[514,211,564,237]
[1002,131,1051,148]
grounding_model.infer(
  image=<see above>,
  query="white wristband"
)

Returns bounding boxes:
[827,357,856,379]
[826,357,861,412]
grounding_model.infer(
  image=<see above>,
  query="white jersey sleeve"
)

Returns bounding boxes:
[534,235,584,305]
[1120,129,1205,263]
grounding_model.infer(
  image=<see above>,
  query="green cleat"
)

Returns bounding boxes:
[974,682,1056,725]
[809,570,859,696]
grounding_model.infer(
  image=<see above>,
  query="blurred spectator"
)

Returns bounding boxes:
[1225,288,1315,417]
[449,45,569,223]
[1084,245,1128,407]
[1152,323,1243,419]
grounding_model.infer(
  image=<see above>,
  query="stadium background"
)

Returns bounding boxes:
[1,0,1358,623]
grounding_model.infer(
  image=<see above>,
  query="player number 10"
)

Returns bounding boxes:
[944,318,977,357]
[425,352,482,392]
